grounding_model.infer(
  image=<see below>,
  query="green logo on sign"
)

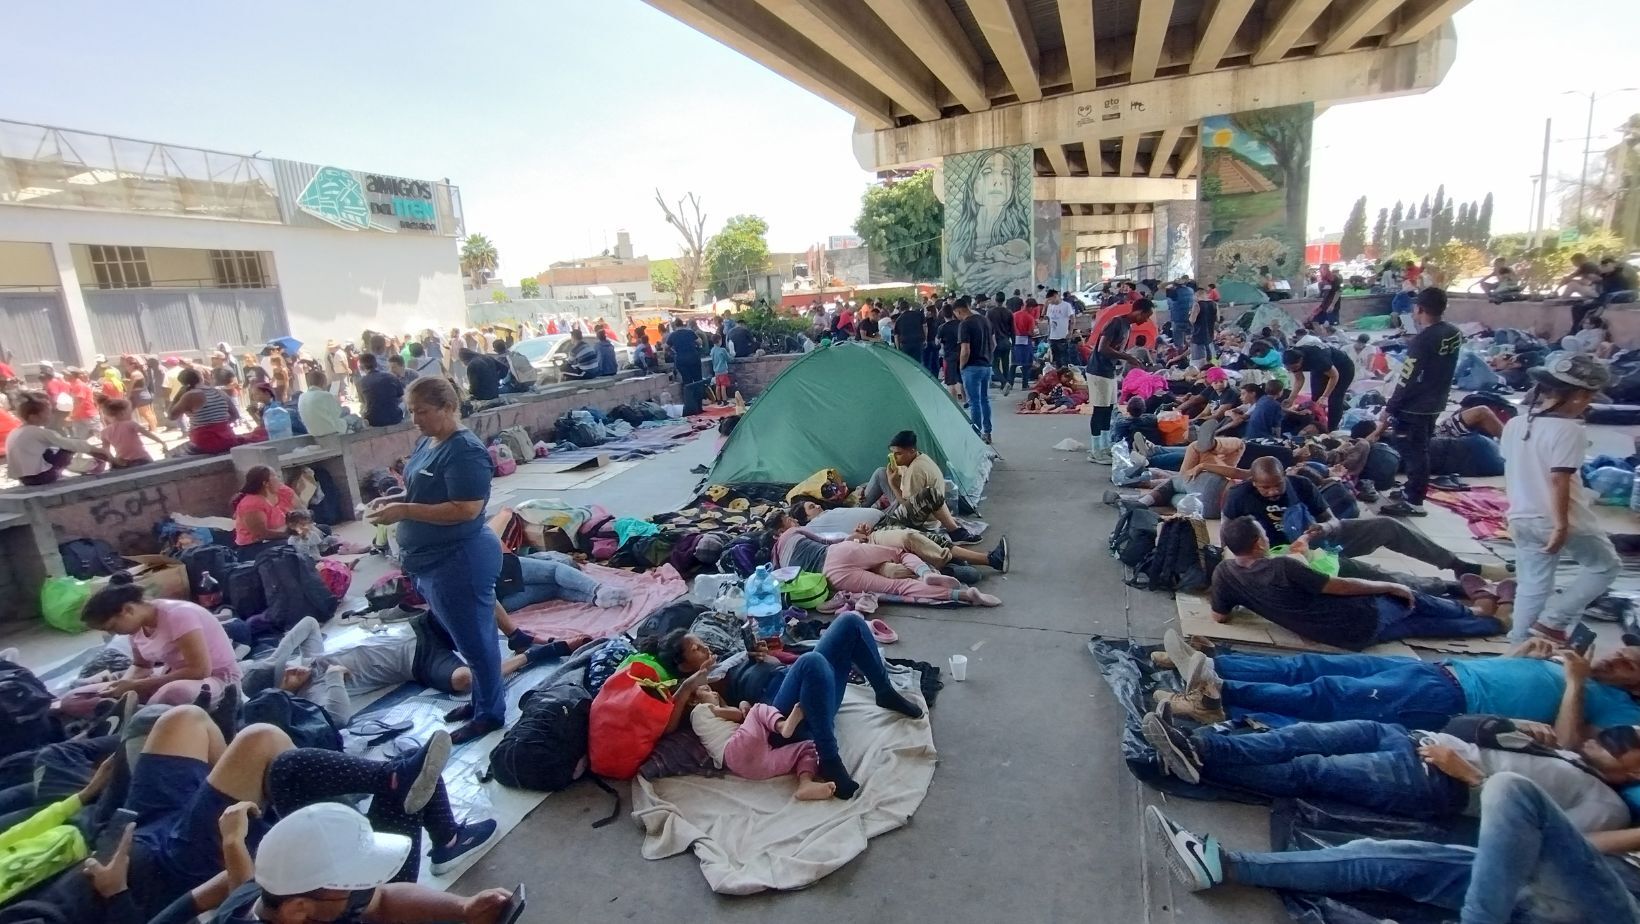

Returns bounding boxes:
[297,166,375,231]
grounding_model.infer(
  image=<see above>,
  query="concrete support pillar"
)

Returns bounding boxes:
[51,240,96,366]
[1033,200,1064,291]
[1196,103,1314,282]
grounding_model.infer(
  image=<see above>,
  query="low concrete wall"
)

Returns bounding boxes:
[1253,294,1632,346]
[0,353,799,623]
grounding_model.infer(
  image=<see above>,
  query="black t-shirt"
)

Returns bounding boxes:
[958,314,992,367]
[1388,320,1460,416]
[938,318,963,357]
[858,316,879,339]
[1210,555,1378,650]
[924,312,940,345]
[1006,296,1024,312]
[1191,300,1217,339]
[988,305,1014,347]
[1088,316,1133,378]
[359,369,405,426]
[1221,477,1329,546]
[727,325,753,357]
[894,310,925,348]
[465,354,503,400]
[1602,264,1638,296]
[1292,344,1336,398]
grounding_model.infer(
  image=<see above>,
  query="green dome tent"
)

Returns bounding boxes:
[707,341,995,504]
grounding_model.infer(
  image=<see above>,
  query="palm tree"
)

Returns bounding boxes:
[460,234,499,288]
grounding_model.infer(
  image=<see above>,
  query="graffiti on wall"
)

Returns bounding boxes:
[1033,200,1063,291]
[1197,103,1312,283]
[943,145,1034,295]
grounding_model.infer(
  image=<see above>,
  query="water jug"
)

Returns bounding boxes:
[264,404,293,441]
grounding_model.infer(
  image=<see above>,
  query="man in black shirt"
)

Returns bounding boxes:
[954,296,995,443]
[726,321,754,358]
[987,291,1016,395]
[1380,288,1460,517]
[893,298,924,363]
[1208,516,1503,651]
[356,353,404,427]
[459,348,502,401]
[920,301,942,376]
[1221,457,1487,592]
[1282,343,1355,435]
[1086,299,1153,464]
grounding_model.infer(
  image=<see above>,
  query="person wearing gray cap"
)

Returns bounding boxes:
[1501,351,1620,645]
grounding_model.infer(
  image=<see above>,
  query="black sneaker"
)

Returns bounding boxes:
[946,527,978,544]
[429,819,498,874]
[1142,710,1202,784]
[1378,500,1427,517]
[988,536,1010,573]
[390,729,452,815]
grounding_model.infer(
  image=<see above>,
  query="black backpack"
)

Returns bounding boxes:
[1131,517,1210,594]
[178,545,241,597]
[0,658,54,760]
[481,681,621,826]
[58,539,128,580]
[1110,506,1160,569]
[240,689,342,750]
[255,546,338,632]
[629,601,705,651]
[226,562,266,617]
[1361,442,1402,491]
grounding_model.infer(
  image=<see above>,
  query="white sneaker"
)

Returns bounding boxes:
[1147,806,1225,892]
[1088,448,1113,465]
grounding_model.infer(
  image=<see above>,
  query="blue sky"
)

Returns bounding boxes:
[3,0,1637,278]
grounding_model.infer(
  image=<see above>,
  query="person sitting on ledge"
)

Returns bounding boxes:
[5,392,107,485]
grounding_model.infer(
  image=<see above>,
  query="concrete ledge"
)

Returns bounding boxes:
[0,352,800,624]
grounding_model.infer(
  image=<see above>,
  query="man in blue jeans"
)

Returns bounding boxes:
[953,296,994,444]
[1158,634,1640,730]
[1205,515,1505,652]
[1149,774,1640,921]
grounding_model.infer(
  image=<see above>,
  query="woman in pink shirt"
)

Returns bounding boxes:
[60,572,240,716]
[233,464,298,558]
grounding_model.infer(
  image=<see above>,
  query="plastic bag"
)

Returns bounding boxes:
[1587,466,1633,506]
[1174,493,1204,519]
[40,577,92,633]
[1110,442,1149,486]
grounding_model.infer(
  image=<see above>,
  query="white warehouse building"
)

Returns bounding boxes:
[0,119,466,365]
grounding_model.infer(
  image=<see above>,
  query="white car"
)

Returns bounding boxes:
[511,334,632,384]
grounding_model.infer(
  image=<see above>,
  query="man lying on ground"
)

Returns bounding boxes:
[493,549,630,648]
[1148,773,1640,920]
[1203,515,1505,650]
[240,615,587,724]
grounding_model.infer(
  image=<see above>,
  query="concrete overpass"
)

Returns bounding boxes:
[645,0,1464,268]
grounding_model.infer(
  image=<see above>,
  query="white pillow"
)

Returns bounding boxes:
[806,506,884,537]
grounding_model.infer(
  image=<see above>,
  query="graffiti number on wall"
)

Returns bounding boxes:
[90,486,169,528]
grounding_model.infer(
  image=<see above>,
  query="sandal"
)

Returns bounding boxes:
[869,618,899,645]
[348,716,413,747]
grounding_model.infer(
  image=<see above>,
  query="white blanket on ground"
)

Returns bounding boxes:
[630,674,937,894]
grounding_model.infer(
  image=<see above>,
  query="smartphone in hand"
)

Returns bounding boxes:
[1569,624,1597,658]
[96,808,139,863]
[498,883,526,924]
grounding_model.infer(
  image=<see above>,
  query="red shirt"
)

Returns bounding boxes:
[68,381,97,421]
[44,379,68,401]
[1012,308,1036,337]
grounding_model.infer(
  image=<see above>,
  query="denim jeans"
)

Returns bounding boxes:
[1508,517,1621,642]
[1195,720,1464,818]
[498,554,600,612]
[1147,447,1186,470]
[1011,341,1034,389]
[1453,349,1503,391]
[961,365,993,435]
[920,344,942,377]
[1371,593,1501,644]
[770,613,899,764]
[1217,653,1467,729]
[406,530,506,724]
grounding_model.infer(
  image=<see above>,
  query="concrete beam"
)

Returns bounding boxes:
[1076,232,1132,248]
[1036,176,1197,201]
[1190,0,1256,73]
[645,0,896,129]
[1177,136,1200,177]
[1065,214,1155,232]
[854,30,1454,169]
[863,0,990,112]
[1044,144,1073,177]
[1251,0,1330,65]
[1118,132,1141,176]
[1130,0,1175,83]
[968,0,1041,102]
[751,0,942,121]
[1149,125,1183,178]
[1056,0,1098,93]
[1387,0,1469,44]
[1318,0,1408,55]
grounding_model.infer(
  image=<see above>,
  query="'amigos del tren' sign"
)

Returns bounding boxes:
[287,163,445,234]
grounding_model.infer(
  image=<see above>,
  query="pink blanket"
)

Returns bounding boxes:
[1120,368,1168,401]
[1426,488,1510,539]
[508,563,687,640]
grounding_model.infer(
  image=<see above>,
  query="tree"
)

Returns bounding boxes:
[854,169,944,281]
[518,277,540,299]
[649,258,680,296]
[1455,202,1471,244]
[1428,240,1488,287]
[1388,201,1404,250]
[490,288,510,303]
[1371,207,1388,256]
[1340,196,1368,260]
[459,233,498,288]
[1438,203,1455,248]
[704,214,771,299]
[1477,192,1495,245]
[656,189,708,307]
[1229,109,1312,249]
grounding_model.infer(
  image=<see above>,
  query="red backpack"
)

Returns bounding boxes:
[587,661,675,779]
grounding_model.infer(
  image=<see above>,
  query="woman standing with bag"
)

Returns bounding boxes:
[366,377,504,743]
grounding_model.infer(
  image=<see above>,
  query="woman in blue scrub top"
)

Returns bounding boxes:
[366,376,505,743]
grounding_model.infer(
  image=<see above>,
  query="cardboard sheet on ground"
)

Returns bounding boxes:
[507,563,686,640]
[631,672,936,894]
[1175,593,1419,657]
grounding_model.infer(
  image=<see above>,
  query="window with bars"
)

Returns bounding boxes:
[88,245,151,289]
[209,250,267,288]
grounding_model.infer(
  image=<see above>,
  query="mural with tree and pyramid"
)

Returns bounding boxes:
[1196,103,1313,284]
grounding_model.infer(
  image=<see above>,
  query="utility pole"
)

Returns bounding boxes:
[1533,118,1551,251]
[1577,91,1595,231]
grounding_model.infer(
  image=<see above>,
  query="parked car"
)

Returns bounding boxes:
[510,334,632,384]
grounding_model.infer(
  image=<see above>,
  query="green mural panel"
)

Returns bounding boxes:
[942,145,1034,295]
[1197,103,1313,284]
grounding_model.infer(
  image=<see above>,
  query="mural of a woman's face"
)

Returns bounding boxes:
[973,152,1014,207]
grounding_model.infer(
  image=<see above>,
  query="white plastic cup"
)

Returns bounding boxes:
[949,654,968,681]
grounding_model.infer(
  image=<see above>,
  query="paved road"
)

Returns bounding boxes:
[456,405,1288,923]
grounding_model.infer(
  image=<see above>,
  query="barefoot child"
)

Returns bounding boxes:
[4,392,105,485]
[689,688,837,800]
[98,397,167,467]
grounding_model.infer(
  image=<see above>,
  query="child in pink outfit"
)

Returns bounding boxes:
[689,688,835,800]
[97,397,166,467]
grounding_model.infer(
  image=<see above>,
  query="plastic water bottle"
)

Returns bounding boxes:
[264,403,293,441]
[745,564,782,637]
[1630,471,1640,514]
[197,571,222,609]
